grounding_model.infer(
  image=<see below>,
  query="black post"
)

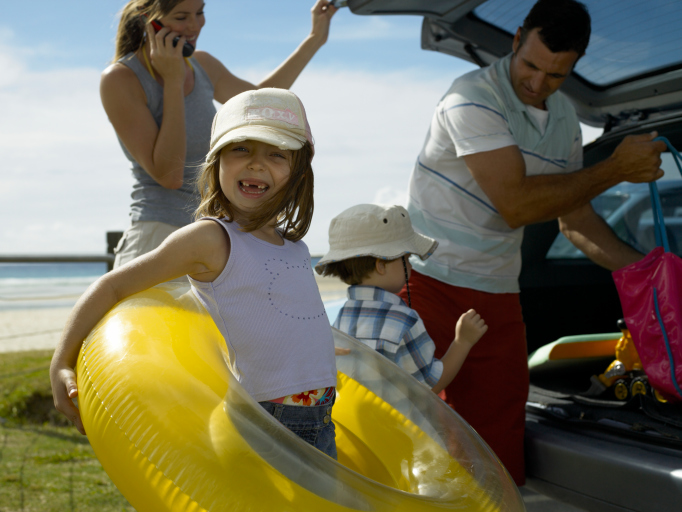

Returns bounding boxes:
[106,232,123,272]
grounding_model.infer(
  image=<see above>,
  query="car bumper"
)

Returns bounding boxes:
[525,411,682,512]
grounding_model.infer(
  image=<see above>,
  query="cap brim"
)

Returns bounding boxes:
[207,126,306,161]
[314,233,438,274]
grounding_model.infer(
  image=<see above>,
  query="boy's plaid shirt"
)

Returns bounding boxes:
[333,285,443,386]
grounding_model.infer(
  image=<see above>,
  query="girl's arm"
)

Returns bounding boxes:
[195,0,337,104]
[50,221,229,434]
[100,27,188,189]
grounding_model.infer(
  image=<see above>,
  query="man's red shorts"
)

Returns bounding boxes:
[400,270,529,485]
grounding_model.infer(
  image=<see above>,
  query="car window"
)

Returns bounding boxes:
[547,153,682,259]
[474,0,682,87]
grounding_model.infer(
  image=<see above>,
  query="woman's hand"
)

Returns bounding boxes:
[146,24,186,85]
[50,363,85,435]
[310,0,338,46]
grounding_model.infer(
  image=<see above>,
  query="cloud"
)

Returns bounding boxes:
[1,44,602,258]
[0,44,131,255]
[284,67,457,253]
[330,16,417,41]
[207,12,417,45]
[1,42,461,256]
[0,32,67,84]
[0,38,25,88]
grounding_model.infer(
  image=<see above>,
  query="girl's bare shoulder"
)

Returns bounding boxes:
[184,219,231,280]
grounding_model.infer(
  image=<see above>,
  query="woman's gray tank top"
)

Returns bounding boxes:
[117,53,216,227]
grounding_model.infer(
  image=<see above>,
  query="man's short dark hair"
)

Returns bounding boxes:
[520,0,591,56]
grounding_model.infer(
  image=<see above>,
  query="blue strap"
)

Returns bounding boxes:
[653,287,682,398]
[650,136,682,252]
[649,181,669,251]
[649,137,682,398]
[655,136,682,173]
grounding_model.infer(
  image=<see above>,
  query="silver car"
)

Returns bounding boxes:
[343,1,682,510]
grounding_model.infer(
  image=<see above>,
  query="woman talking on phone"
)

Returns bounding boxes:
[104,0,338,268]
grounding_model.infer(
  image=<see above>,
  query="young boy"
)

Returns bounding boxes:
[315,204,487,393]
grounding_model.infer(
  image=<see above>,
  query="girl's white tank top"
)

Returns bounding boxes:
[188,218,337,402]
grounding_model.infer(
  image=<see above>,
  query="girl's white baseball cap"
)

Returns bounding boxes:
[207,88,314,162]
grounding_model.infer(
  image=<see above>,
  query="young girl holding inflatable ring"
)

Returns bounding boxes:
[51,88,343,458]
[105,0,338,269]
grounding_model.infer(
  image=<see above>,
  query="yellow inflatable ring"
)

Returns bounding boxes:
[77,284,523,511]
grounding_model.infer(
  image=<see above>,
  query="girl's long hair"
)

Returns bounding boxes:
[195,142,315,243]
[113,0,185,62]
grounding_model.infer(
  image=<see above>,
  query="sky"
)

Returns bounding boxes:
[0,0,603,256]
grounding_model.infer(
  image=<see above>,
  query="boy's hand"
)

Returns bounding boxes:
[455,309,488,348]
[432,309,487,394]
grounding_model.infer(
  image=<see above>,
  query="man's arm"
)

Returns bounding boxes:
[558,203,643,270]
[464,132,666,229]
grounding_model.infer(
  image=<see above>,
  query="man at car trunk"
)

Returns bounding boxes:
[401,0,666,486]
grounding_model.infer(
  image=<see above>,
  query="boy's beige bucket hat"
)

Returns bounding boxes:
[315,204,438,274]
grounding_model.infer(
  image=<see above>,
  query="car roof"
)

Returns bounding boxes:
[347,0,682,128]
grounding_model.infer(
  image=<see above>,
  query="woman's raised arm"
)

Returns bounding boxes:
[258,0,337,88]
[197,0,338,104]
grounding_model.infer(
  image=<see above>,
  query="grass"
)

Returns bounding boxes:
[0,350,134,511]
[0,350,67,426]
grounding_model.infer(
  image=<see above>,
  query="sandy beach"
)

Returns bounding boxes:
[0,274,348,354]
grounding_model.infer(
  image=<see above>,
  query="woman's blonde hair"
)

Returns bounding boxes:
[195,141,315,242]
[113,0,185,62]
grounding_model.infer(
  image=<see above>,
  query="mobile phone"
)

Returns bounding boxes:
[329,0,348,7]
[144,15,194,57]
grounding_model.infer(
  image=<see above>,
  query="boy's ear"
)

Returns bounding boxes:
[375,258,386,275]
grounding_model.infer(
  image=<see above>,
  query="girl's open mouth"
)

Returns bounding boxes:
[239,180,269,196]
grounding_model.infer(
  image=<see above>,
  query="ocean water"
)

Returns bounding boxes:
[0,258,323,311]
[0,263,107,311]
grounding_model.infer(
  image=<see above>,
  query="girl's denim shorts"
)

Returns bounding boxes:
[258,397,337,459]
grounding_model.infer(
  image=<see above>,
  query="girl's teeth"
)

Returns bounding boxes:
[240,181,268,192]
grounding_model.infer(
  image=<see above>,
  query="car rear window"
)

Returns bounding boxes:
[474,0,682,87]
[547,153,682,259]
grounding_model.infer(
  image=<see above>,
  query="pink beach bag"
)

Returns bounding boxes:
[612,137,682,402]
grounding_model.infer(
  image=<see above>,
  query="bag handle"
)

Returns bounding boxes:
[649,137,682,399]
[653,288,682,398]
[649,136,682,252]
[649,181,668,250]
